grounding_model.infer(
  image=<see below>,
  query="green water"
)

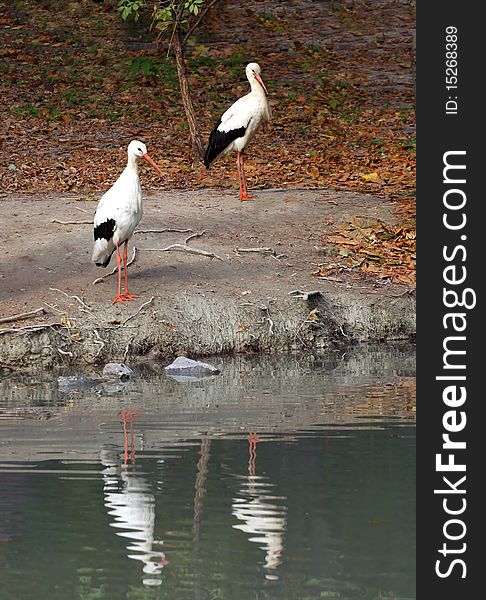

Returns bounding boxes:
[0,345,415,600]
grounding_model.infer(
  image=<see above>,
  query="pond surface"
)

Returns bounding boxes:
[0,344,415,600]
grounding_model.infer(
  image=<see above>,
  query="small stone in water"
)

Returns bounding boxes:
[102,363,134,381]
[164,356,220,376]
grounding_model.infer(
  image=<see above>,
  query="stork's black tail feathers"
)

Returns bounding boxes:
[93,218,116,267]
[203,119,246,168]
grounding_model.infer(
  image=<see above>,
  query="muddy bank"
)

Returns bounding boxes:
[0,189,415,368]
[0,286,415,368]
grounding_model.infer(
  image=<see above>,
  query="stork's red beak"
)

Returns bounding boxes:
[255,73,268,95]
[143,153,163,175]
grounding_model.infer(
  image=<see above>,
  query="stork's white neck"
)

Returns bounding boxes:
[127,154,140,171]
[249,77,267,97]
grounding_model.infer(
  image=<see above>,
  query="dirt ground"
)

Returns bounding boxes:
[0,187,415,368]
[1,187,406,312]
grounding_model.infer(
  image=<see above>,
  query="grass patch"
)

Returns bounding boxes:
[189,55,219,69]
[62,87,87,106]
[399,138,416,152]
[11,104,41,118]
[225,52,253,78]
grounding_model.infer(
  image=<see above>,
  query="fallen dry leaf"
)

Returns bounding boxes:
[361,172,379,181]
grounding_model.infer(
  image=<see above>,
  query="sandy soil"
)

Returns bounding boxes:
[1,187,402,309]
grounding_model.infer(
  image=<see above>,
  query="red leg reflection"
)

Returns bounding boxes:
[248,431,259,477]
[120,409,136,465]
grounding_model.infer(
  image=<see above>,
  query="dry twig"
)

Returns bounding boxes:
[122,296,155,325]
[185,231,204,244]
[0,323,64,336]
[57,348,74,358]
[265,317,274,335]
[52,219,92,225]
[143,230,224,261]
[143,244,224,261]
[93,329,105,359]
[234,246,287,260]
[260,305,274,335]
[49,288,92,311]
[234,246,274,255]
[135,227,194,235]
[0,307,45,325]
[123,337,134,362]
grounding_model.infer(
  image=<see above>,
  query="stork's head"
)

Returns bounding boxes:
[128,140,149,159]
[127,140,162,175]
[246,62,268,95]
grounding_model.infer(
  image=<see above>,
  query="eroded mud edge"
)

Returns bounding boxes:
[0,288,415,369]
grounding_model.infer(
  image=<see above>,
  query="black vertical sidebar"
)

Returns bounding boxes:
[417,1,481,597]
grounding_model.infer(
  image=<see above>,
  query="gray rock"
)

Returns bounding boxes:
[102,363,134,381]
[164,356,220,376]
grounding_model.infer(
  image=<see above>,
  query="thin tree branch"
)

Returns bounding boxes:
[135,227,194,235]
[142,229,222,259]
[0,307,45,325]
[0,323,64,336]
[52,219,92,225]
[167,2,186,54]
[234,246,276,255]
[143,244,224,261]
[183,0,222,46]
[234,246,288,260]
[185,230,205,244]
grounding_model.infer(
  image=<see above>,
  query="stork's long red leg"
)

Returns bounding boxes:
[120,241,139,301]
[240,153,255,201]
[236,151,244,200]
[112,243,127,305]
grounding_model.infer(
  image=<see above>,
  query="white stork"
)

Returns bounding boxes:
[204,62,272,201]
[92,140,162,305]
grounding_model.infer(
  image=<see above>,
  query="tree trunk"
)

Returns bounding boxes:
[192,437,211,600]
[173,29,205,161]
